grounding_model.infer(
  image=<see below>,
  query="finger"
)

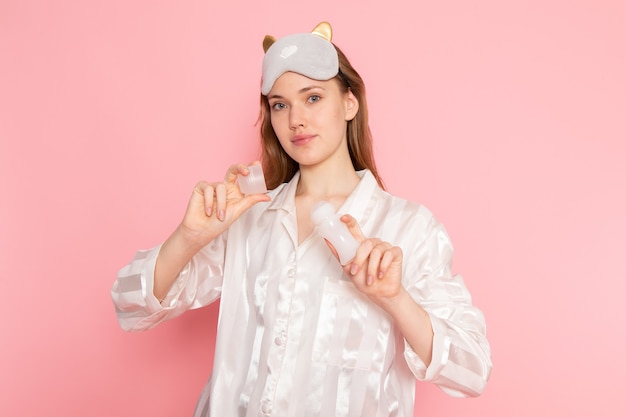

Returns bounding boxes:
[378,246,400,279]
[204,184,215,217]
[215,183,227,221]
[193,181,215,217]
[236,192,272,214]
[366,242,392,285]
[323,238,340,261]
[349,238,381,277]
[340,214,366,242]
[224,163,250,184]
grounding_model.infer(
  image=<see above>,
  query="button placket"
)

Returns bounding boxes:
[261,262,296,415]
[261,401,272,414]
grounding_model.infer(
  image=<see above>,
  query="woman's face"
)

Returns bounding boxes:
[266,71,358,168]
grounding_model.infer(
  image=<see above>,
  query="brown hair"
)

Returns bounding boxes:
[258,44,385,190]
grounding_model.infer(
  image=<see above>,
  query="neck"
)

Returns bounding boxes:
[296,160,360,200]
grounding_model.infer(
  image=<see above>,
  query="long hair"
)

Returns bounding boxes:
[258,44,385,190]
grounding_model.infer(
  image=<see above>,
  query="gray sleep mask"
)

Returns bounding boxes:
[261,22,339,96]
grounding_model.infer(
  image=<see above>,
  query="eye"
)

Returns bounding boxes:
[271,102,286,111]
[307,95,321,104]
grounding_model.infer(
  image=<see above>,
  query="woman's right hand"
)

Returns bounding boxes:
[153,163,270,300]
[178,162,271,248]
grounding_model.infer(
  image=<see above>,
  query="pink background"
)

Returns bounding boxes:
[1,1,625,416]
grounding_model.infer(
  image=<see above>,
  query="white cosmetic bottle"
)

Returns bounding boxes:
[237,164,267,195]
[311,201,359,265]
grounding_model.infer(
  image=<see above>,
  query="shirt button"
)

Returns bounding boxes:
[262,402,272,414]
[274,337,283,346]
[287,268,296,277]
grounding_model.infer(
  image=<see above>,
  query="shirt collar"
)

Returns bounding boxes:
[337,169,379,226]
[267,171,301,213]
[266,169,380,223]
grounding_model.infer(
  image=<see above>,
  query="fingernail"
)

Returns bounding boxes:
[207,207,213,217]
[350,265,359,275]
[218,210,225,221]
[367,275,374,286]
[378,271,384,279]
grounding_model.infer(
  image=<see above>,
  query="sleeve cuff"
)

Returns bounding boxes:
[142,244,195,312]
[141,245,164,312]
[404,315,451,381]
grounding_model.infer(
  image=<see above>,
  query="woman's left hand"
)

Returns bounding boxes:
[327,215,434,366]
[334,214,404,305]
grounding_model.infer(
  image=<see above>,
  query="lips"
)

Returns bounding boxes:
[291,134,316,146]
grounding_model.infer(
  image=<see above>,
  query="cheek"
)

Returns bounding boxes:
[327,108,348,134]
[270,110,289,127]
[327,103,347,123]
[270,115,290,146]
[269,113,284,136]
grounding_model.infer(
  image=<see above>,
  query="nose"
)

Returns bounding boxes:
[289,105,305,130]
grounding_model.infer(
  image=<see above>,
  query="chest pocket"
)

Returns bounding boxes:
[311,276,393,373]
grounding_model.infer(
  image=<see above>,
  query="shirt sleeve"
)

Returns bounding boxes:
[110,234,227,332]
[401,214,492,397]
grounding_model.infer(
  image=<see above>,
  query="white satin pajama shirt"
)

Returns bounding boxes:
[111,170,492,417]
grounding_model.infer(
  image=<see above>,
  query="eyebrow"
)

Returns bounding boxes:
[267,85,326,101]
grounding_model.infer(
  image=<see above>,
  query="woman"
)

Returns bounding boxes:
[112,22,492,417]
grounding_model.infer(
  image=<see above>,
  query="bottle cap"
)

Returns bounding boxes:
[311,201,335,225]
[237,164,267,195]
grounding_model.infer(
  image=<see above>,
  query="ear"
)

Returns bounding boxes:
[344,89,359,121]
[263,35,276,53]
[311,22,332,42]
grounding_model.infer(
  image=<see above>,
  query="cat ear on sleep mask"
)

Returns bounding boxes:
[261,22,339,96]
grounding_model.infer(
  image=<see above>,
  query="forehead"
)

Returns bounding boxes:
[268,71,337,97]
